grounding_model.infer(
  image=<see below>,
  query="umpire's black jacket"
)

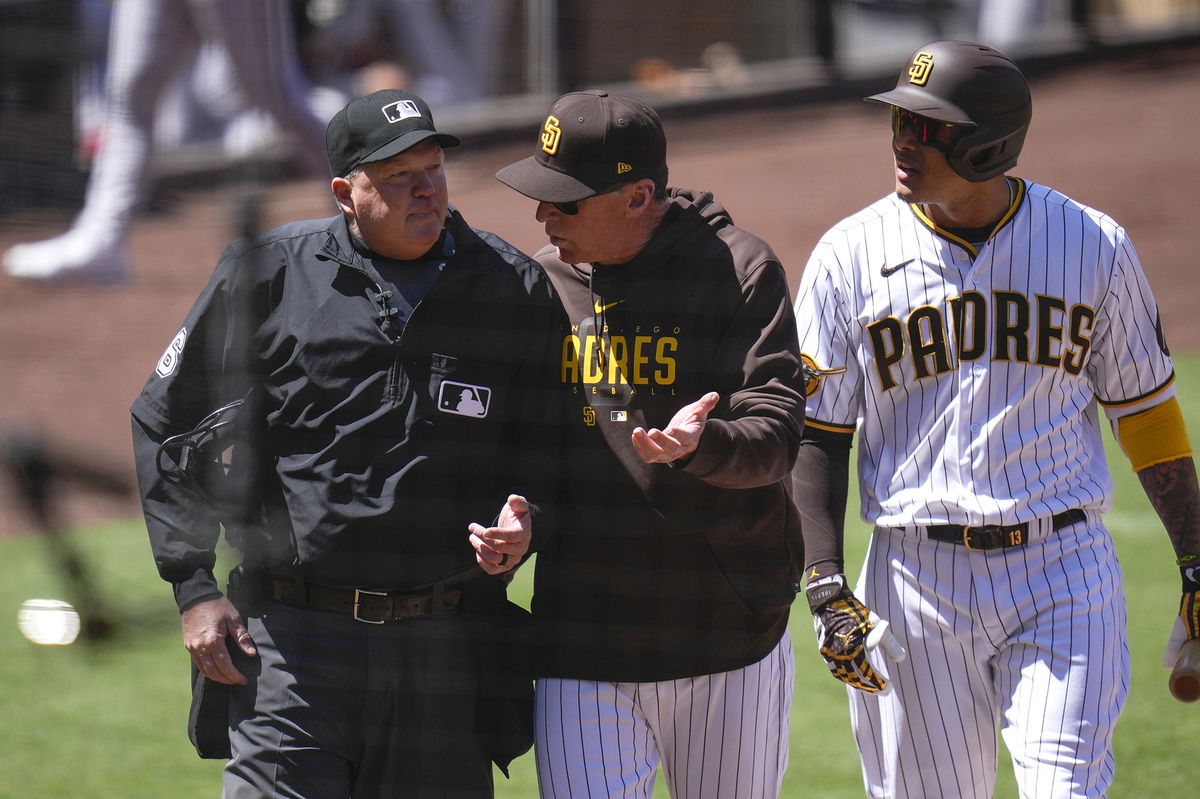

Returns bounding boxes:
[131,209,563,612]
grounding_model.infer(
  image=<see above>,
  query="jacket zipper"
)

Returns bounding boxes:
[330,259,406,404]
[325,231,481,405]
[377,288,406,404]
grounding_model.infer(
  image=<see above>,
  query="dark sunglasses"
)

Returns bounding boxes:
[890,106,966,150]
[552,199,583,215]
[550,183,629,215]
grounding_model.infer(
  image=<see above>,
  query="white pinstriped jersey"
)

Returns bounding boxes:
[794,178,1175,527]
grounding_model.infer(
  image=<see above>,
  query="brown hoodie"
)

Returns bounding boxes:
[532,188,806,682]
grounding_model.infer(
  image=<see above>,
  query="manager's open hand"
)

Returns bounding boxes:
[631,391,719,464]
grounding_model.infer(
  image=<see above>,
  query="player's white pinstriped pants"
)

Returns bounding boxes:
[534,629,794,799]
[851,512,1129,799]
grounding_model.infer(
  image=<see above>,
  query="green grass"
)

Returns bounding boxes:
[3,358,1200,797]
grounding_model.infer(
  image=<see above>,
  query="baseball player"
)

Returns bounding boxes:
[4,0,328,283]
[791,40,1200,798]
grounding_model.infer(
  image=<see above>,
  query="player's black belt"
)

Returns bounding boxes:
[924,508,1086,551]
[269,578,462,623]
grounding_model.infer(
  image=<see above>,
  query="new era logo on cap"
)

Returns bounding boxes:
[382,100,422,124]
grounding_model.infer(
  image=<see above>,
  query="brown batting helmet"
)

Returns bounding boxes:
[866,40,1032,182]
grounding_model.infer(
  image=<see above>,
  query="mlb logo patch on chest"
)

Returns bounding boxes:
[438,380,491,418]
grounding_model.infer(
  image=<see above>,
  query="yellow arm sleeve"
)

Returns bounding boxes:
[1116,396,1194,472]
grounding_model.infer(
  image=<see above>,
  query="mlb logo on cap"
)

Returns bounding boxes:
[383,100,422,124]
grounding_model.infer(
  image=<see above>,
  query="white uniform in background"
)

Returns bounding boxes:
[4,0,329,284]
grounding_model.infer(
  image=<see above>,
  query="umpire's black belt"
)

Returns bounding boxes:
[270,578,462,623]
[924,508,1086,551]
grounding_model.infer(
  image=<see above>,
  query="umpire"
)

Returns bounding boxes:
[131,89,562,797]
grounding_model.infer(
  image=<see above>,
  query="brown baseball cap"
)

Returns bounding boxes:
[496,90,668,203]
[325,89,461,178]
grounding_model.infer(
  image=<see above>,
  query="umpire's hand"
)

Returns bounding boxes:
[182,597,257,685]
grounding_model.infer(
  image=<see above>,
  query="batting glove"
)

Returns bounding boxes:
[1166,557,1200,668]
[806,574,906,694]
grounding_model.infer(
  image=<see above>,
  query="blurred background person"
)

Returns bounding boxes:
[973,0,1048,51]
[3,0,330,284]
[971,0,1096,52]
[302,0,505,107]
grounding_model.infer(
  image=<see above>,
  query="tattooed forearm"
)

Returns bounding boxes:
[1136,457,1200,558]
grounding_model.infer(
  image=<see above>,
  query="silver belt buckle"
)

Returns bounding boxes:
[353,588,389,624]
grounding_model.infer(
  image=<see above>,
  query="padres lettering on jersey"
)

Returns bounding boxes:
[866,290,1096,390]
[560,315,680,404]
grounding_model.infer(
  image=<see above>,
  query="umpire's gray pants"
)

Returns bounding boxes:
[223,599,493,798]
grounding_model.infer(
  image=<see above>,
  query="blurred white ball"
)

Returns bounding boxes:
[17,598,81,646]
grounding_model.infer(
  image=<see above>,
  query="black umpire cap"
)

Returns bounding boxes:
[325,89,461,178]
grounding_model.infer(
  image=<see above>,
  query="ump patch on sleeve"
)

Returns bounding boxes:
[157,327,187,378]
[438,380,491,419]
